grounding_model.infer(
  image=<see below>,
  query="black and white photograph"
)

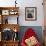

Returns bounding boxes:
[25,7,37,21]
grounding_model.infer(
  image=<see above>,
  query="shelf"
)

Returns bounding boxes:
[0,7,19,46]
[0,7,19,16]
[2,40,19,43]
[1,15,18,24]
[2,41,19,46]
[0,24,20,32]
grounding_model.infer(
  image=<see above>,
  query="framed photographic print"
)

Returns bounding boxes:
[25,7,37,21]
[2,10,9,15]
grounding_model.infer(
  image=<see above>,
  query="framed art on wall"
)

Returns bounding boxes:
[25,7,37,21]
[2,10,9,15]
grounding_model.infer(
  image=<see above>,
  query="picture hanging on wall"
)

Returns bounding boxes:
[25,7,37,21]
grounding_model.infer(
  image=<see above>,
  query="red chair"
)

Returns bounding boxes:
[21,28,41,46]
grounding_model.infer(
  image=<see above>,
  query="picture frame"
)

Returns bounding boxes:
[9,10,17,15]
[2,10,9,15]
[25,7,37,21]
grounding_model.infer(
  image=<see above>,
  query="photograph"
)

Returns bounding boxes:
[2,10,9,15]
[25,7,37,21]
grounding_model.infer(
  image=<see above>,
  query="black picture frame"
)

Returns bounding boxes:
[25,7,37,21]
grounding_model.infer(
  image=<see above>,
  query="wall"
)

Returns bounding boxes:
[18,0,44,26]
[0,0,44,26]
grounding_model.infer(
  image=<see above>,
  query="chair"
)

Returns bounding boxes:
[21,28,41,46]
